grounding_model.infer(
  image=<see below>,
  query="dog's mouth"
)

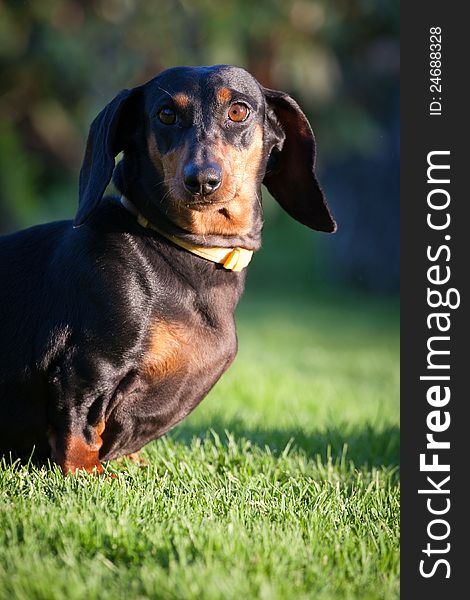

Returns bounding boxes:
[182,196,226,209]
[154,176,256,238]
[164,178,238,211]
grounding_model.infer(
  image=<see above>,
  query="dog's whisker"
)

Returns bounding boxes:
[156,85,175,100]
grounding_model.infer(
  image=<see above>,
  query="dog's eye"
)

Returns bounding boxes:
[158,107,176,125]
[228,103,249,122]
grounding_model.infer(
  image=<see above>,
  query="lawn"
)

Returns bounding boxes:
[0,282,399,600]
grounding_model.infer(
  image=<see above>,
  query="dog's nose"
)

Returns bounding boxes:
[183,163,222,196]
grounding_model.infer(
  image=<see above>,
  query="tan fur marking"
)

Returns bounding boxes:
[116,452,149,466]
[147,132,184,195]
[61,435,103,474]
[147,132,165,173]
[96,419,105,438]
[161,149,181,183]
[142,321,190,379]
[173,93,190,109]
[216,87,232,104]
[50,421,105,474]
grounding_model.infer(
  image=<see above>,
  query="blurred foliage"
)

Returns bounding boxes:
[0,0,399,291]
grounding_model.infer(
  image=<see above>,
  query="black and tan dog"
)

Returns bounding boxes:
[0,65,336,473]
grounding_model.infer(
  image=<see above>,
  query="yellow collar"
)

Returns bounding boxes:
[120,197,253,272]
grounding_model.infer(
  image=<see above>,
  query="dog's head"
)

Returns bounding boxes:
[76,65,336,243]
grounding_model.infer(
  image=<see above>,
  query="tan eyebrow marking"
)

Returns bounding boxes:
[216,87,232,104]
[173,93,190,109]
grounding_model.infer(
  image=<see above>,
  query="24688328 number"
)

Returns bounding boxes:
[429,27,442,95]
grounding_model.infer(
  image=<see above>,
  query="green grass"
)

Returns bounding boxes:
[0,285,399,600]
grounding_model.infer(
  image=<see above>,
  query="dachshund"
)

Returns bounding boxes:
[0,65,336,473]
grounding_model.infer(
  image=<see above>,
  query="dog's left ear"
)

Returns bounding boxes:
[262,87,336,233]
[75,87,141,227]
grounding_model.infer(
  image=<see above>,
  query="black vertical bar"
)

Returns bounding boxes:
[401,3,468,598]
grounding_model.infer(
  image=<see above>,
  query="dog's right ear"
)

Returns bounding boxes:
[75,88,140,227]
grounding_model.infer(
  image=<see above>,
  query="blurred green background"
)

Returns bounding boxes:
[0,0,399,293]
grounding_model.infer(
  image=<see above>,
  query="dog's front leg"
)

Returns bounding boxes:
[48,418,105,475]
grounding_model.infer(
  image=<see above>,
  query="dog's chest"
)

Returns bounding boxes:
[141,309,236,375]
[141,319,193,380]
[100,312,237,460]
